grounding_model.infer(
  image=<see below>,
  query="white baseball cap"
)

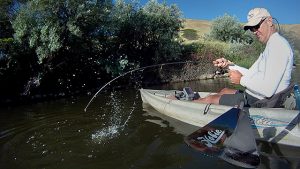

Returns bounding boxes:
[244,8,271,30]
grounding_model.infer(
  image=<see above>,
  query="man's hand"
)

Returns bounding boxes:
[213,58,233,69]
[228,70,242,84]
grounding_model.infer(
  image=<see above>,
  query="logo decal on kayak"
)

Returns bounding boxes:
[196,129,225,147]
[250,115,289,128]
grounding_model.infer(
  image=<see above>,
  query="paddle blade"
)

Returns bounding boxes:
[184,108,240,155]
[220,147,260,168]
[184,108,260,168]
[184,125,229,156]
[220,109,260,168]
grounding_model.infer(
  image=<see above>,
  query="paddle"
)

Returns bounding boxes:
[184,103,260,168]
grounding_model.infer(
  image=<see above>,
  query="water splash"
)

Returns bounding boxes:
[91,125,121,143]
[91,90,137,144]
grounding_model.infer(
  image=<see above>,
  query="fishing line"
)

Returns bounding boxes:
[84,60,202,112]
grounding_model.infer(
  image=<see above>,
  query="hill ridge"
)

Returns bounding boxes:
[183,19,300,52]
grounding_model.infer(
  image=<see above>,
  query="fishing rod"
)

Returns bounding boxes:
[84,60,202,112]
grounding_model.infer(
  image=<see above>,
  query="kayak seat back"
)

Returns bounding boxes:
[251,83,295,108]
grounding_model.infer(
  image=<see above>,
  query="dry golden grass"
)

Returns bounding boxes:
[181,19,210,41]
[182,19,300,52]
[182,19,211,36]
[282,24,300,37]
[282,24,300,53]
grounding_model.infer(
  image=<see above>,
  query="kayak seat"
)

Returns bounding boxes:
[251,83,295,109]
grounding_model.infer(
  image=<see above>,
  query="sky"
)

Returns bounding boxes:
[139,0,300,24]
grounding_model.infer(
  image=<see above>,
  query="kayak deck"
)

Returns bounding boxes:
[140,89,300,147]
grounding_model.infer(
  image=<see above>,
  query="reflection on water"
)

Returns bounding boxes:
[0,68,300,169]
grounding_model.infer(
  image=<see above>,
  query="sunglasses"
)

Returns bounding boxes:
[249,18,267,32]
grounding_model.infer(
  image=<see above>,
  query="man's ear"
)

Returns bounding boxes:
[266,17,273,27]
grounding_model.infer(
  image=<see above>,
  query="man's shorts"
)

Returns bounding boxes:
[219,90,260,107]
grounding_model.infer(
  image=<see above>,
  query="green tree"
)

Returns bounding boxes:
[209,14,253,44]
[11,0,114,95]
[3,0,184,100]
[141,0,183,62]
[13,0,112,64]
[0,0,14,38]
[109,0,183,70]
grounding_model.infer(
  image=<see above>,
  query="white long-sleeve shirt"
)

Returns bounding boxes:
[229,32,294,100]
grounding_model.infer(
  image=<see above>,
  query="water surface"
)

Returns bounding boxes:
[1,72,300,169]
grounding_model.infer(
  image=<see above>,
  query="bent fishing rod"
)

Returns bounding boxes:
[84,60,202,112]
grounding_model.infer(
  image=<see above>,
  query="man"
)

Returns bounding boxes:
[194,8,294,107]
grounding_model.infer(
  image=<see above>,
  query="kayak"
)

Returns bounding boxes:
[140,89,300,147]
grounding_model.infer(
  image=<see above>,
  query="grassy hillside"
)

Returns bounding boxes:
[282,24,300,53]
[182,19,300,53]
[282,24,300,38]
[182,19,211,37]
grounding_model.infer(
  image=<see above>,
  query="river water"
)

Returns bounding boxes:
[1,68,300,169]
